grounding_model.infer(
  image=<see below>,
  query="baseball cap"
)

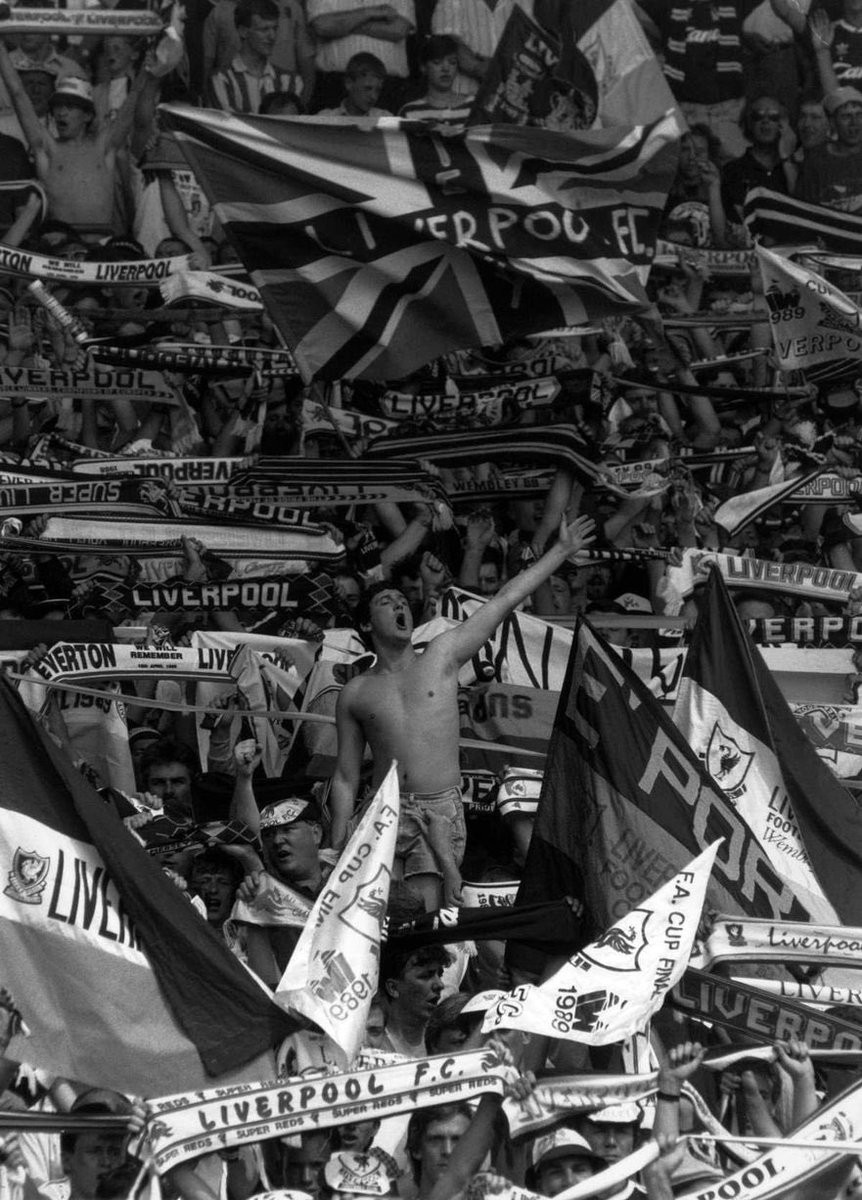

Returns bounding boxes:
[585,1102,642,1126]
[259,798,322,830]
[49,76,94,112]
[824,86,862,114]
[613,593,653,614]
[531,1129,604,1171]
[71,1088,133,1117]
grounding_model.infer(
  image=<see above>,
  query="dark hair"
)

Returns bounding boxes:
[379,942,452,991]
[425,993,481,1053]
[188,847,244,887]
[686,122,722,163]
[406,1103,473,1182]
[354,579,408,632]
[259,89,303,115]
[139,738,199,784]
[421,34,458,64]
[235,0,279,30]
[345,51,386,79]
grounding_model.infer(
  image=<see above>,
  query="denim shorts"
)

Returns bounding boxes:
[396,786,466,879]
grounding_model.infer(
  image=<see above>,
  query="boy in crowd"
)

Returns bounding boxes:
[398,34,473,127]
[319,51,391,116]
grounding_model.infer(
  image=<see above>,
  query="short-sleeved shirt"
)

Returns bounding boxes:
[306,0,416,77]
[206,55,302,112]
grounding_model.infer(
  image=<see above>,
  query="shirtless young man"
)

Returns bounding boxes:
[330,514,596,910]
[0,46,155,236]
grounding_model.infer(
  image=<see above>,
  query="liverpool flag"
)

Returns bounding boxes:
[161,104,679,381]
[509,618,811,971]
[756,244,862,387]
[0,678,292,1096]
[534,0,680,128]
[674,568,862,926]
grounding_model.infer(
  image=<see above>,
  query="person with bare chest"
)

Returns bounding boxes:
[330,514,596,910]
[0,43,156,237]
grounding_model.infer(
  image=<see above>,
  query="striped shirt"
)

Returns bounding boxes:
[206,56,301,113]
[398,94,474,129]
[202,0,314,79]
[832,20,862,85]
[662,4,743,104]
[432,0,533,94]
[306,0,415,77]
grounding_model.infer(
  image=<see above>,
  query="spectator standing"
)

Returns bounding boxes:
[721,97,796,226]
[318,51,392,115]
[792,93,831,162]
[431,0,529,96]
[206,0,303,113]
[810,0,862,93]
[797,84,862,209]
[307,0,415,113]
[647,0,747,159]
[93,36,141,125]
[202,0,315,101]
[398,33,473,126]
[741,0,812,119]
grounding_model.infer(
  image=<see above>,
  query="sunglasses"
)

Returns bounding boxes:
[753,111,782,121]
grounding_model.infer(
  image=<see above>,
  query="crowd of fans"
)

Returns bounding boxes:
[0,1,859,1199]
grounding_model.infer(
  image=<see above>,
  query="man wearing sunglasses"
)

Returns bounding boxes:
[720,96,795,227]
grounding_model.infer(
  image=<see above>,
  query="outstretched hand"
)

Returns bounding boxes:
[558,514,597,558]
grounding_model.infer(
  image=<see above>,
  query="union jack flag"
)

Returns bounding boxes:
[161,104,679,381]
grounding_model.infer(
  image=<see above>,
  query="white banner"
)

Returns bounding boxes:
[673,679,836,924]
[0,365,178,402]
[276,765,399,1068]
[144,1047,517,1173]
[0,8,162,34]
[161,270,263,311]
[674,1075,862,1200]
[693,916,862,970]
[229,874,314,929]
[667,548,861,604]
[0,242,188,285]
[758,244,862,372]
[483,842,720,1044]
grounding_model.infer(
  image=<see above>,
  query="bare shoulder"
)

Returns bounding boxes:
[337,671,373,710]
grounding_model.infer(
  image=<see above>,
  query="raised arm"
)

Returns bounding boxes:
[445,514,595,665]
[104,67,159,153]
[329,681,367,850]
[310,4,393,40]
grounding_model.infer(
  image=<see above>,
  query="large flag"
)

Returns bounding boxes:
[756,244,862,385]
[161,103,679,381]
[467,8,565,128]
[276,765,399,1068]
[674,568,862,925]
[0,677,292,1096]
[534,0,680,128]
[508,618,811,972]
[484,842,719,1043]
